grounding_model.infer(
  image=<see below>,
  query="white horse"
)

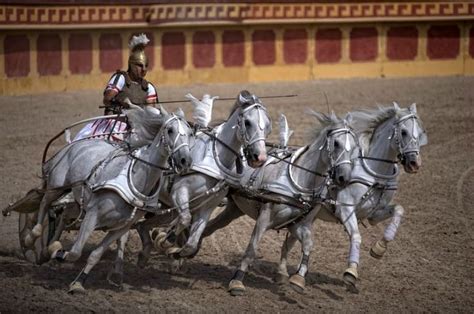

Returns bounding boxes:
[274,103,428,292]
[216,111,358,296]
[134,90,273,267]
[204,103,427,294]
[42,107,193,292]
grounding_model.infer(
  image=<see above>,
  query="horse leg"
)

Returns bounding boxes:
[172,185,192,237]
[49,207,98,263]
[178,207,214,258]
[278,205,321,288]
[25,190,62,247]
[153,186,191,253]
[68,226,133,293]
[287,222,314,293]
[338,204,362,293]
[136,216,161,267]
[107,231,130,287]
[228,203,271,296]
[202,197,245,238]
[368,204,404,259]
[275,232,297,284]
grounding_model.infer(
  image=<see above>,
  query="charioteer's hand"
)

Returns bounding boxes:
[114,93,131,109]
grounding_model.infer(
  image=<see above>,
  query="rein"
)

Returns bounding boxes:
[128,114,190,173]
[267,148,328,178]
[359,155,397,164]
[128,152,171,171]
[200,128,243,160]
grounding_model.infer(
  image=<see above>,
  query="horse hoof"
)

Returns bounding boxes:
[48,241,63,257]
[166,246,182,257]
[343,269,359,294]
[370,240,387,259]
[275,273,289,285]
[107,271,123,288]
[228,280,246,296]
[289,274,305,293]
[68,281,85,294]
[31,224,43,238]
[153,232,171,252]
[178,244,198,259]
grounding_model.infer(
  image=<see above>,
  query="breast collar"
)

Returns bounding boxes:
[91,147,162,212]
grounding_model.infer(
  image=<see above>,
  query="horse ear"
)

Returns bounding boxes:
[409,103,417,114]
[344,112,353,125]
[393,102,400,111]
[175,107,185,119]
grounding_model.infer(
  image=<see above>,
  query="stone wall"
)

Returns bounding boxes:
[1,1,473,95]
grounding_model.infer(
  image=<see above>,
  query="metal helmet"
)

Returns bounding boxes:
[128,33,150,70]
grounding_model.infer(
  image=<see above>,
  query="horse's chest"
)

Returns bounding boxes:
[357,188,395,217]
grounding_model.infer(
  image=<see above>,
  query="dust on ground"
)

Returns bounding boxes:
[0,77,473,312]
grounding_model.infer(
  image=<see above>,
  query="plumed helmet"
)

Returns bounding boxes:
[128,33,150,70]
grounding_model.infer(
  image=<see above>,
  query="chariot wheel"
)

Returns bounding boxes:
[19,211,62,265]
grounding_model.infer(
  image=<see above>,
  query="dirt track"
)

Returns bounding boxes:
[0,77,473,312]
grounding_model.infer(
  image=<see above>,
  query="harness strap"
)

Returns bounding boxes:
[268,148,327,178]
[129,152,170,171]
[201,129,243,160]
[359,155,397,164]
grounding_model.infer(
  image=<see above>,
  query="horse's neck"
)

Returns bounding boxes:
[215,112,240,168]
[292,138,328,188]
[130,139,167,195]
[366,117,398,174]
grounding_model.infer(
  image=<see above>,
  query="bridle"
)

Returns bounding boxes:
[131,114,191,174]
[320,126,358,172]
[236,101,271,159]
[389,113,423,164]
[288,125,357,193]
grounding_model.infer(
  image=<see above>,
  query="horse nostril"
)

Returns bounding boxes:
[252,154,259,161]
[338,176,346,184]
[409,160,417,168]
[181,158,187,165]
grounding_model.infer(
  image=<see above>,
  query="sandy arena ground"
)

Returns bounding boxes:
[0,77,473,312]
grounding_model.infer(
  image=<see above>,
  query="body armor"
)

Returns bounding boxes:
[114,70,149,107]
[105,71,150,115]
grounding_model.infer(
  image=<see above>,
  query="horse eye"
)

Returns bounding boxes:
[401,129,408,137]
[167,128,173,135]
[244,119,251,127]
[334,141,340,148]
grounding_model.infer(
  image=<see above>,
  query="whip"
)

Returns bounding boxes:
[99,94,297,109]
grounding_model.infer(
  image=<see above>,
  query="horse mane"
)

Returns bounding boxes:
[125,105,166,147]
[209,90,260,128]
[350,105,412,153]
[306,110,346,144]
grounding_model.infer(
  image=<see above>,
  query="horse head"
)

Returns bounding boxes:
[233,90,272,168]
[391,102,427,173]
[311,111,358,187]
[125,105,193,174]
[158,106,194,174]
